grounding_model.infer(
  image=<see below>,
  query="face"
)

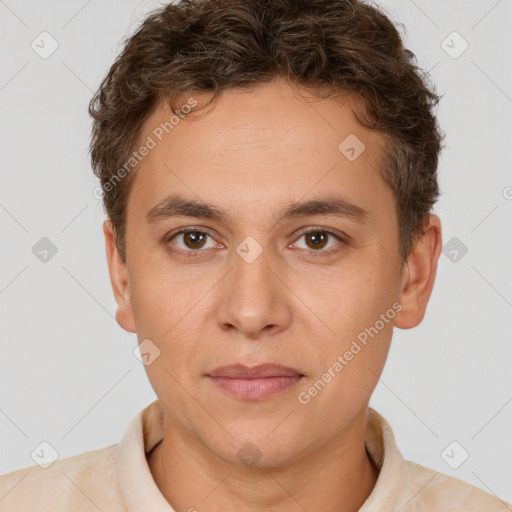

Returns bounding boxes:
[104,79,440,467]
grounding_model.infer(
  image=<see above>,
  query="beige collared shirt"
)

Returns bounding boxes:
[0,399,509,511]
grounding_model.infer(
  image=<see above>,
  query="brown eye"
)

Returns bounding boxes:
[166,229,219,253]
[291,228,346,256]
[304,231,329,250]
[183,231,207,249]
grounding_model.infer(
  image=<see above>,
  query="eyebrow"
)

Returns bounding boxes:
[145,193,369,226]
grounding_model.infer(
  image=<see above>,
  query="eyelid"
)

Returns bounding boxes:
[292,225,347,241]
[294,226,351,244]
[289,226,347,255]
[164,226,221,243]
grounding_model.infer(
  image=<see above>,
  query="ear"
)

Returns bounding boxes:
[394,214,443,329]
[103,219,136,333]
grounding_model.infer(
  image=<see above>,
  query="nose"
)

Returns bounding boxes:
[215,244,292,339]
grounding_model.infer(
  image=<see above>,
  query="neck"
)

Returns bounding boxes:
[147,408,380,512]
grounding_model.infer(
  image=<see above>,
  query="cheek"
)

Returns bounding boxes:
[316,264,394,329]
[301,260,397,385]
[127,260,210,372]
[127,252,199,334]
[129,277,169,336]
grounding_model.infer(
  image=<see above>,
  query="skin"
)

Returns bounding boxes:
[104,78,442,512]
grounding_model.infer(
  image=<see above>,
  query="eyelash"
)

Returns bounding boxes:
[163,226,347,258]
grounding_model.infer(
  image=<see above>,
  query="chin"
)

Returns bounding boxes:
[208,432,306,470]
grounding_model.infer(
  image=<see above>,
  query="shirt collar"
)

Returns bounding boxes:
[117,400,406,511]
[116,400,171,511]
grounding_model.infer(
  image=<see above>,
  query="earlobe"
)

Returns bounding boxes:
[394,215,443,329]
[103,220,137,333]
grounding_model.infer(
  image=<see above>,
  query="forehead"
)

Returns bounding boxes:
[126,81,392,226]
[141,82,380,157]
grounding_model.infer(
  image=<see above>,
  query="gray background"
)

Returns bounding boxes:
[1,0,511,504]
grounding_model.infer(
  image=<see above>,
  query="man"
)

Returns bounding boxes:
[1,0,509,510]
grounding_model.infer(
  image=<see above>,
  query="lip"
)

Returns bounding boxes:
[206,364,305,401]
[207,363,304,379]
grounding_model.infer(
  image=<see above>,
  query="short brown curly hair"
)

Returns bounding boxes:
[88,0,445,264]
